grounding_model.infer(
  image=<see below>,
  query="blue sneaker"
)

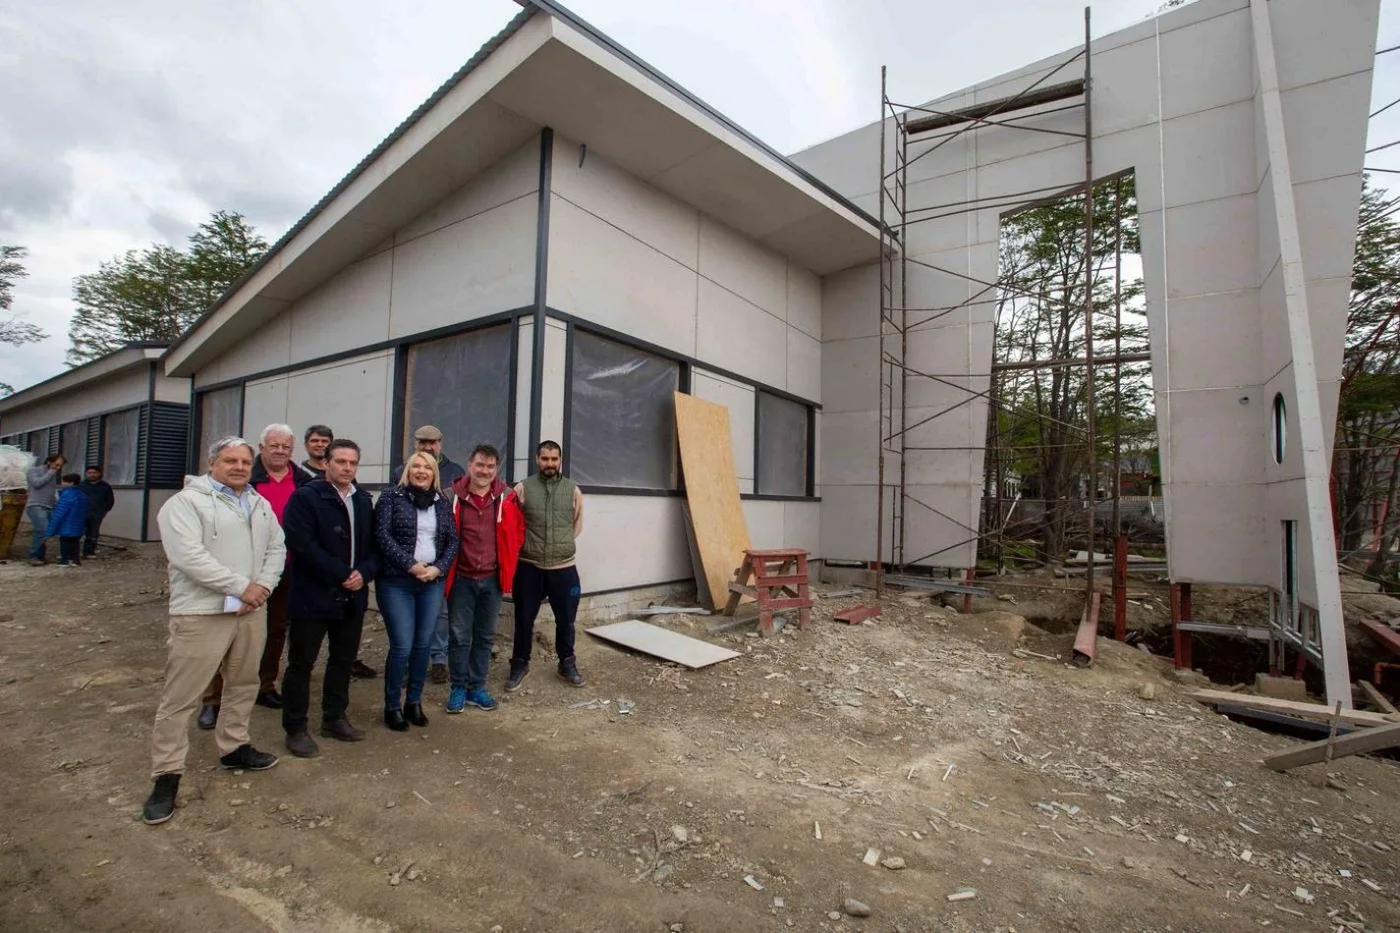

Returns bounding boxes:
[445,686,467,714]
[465,687,498,711]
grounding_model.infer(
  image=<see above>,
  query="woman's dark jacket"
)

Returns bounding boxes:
[373,484,459,581]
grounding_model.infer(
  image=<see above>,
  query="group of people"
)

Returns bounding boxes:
[23,455,115,566]
[141,422,587,825]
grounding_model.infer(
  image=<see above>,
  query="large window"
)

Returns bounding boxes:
[198,386,243,464]
[402,324,513,467]
[61,421,88,475]
[756,391,811,497]
[25,428,48,456]
[569,331,681,490]
[102,408,140,485]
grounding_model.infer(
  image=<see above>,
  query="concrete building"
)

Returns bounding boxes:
[155,0,1377,703]
[0,343,192,541]
[160,1,880,607]
[791,0,1378,704]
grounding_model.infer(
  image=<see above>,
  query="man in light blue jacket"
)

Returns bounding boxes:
[141,436,286,826]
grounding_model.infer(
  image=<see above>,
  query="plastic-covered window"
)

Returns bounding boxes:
[756,391,809,497]
[103,409,140,485]
[199,386,243,461]
[402,324,512,467]
[569,331,680,489]
[61,421,87,475]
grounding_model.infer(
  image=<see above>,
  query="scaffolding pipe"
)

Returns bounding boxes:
[876,65,888,597]
[1082,6,1098,601]
[905,78,1087,134]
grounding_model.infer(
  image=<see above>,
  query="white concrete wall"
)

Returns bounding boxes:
[0,365,151,434]
[103,491,145,542]
[544,134,823,595]
[792,0,1375,585]
[144,489,178,542]
[242,350,397,484]
[194,138,540,389]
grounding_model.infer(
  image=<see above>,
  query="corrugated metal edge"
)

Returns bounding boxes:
[162,6,540,366]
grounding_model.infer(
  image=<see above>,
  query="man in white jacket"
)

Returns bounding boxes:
[141,436,287,825]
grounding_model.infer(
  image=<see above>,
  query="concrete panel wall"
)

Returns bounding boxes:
[793,0,1375,584]
[103,492,146,542]
[1,365,151,434]
[194,138,540,389]
[145,489,178,542]
[574,494,692,594]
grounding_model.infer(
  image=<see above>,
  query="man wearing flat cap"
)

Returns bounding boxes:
[400,424,466,682]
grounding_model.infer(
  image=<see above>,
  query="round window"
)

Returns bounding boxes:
[1271,393,1286,464]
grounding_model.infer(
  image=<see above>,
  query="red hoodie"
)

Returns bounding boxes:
[445,475,525,597]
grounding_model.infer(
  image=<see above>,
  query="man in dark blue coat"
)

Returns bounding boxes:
[79,466,115,558]
[278,439,378,758]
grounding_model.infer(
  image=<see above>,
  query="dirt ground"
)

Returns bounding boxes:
[2,541,1399,933]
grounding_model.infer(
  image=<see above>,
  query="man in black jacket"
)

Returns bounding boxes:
[279,439,377,758]
[79,465,115,558]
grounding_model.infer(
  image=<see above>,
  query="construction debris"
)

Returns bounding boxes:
[1263,720,1400,771]
[835,605,882,625]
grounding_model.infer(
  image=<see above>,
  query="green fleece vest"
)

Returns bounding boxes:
[520,472,578,566]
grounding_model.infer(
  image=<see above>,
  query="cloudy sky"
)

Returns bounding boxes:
[3,0,1398,393]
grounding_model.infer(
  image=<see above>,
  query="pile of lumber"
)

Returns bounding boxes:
[1189,689,1400,771]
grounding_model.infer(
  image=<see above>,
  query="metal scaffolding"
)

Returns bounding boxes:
[877,9,1133,620]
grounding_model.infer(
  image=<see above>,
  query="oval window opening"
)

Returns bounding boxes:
[1271,393,1287,464]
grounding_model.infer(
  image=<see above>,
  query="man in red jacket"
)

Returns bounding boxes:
[443,444,524,713]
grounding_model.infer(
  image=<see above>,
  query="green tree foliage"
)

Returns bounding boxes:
[0,244,49,396]
[985,174,1154,562]
[1333,177,1400,584]
[66,211,268,366]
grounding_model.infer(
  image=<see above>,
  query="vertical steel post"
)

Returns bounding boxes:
[1113,533,1128,640]
[876,66,888,597]
[1170,582,1184,669]
[1082,6,1098,600]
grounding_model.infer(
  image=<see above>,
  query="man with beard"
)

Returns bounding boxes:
[505,441,585,691]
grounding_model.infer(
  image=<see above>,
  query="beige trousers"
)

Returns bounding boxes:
[149,610,267,778]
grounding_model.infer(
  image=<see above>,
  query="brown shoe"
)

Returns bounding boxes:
[429,662,448,685]
[285,731,320,758]
[319,718,365,742]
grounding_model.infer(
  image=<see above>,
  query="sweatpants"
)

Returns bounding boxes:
[148,609,266,778]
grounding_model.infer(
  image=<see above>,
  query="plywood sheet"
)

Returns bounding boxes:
[674,392,751,610]
[586,620,740,669]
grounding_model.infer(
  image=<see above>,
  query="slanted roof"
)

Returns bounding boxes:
[164,1,883,377]
[0,343,167,414]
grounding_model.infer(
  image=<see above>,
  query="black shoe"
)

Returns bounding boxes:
[285,731,320,758]
[350,659,378,679]
[558,658,586,688]
[320,718,365,742]
[505,661,530,692]
[255,690,284,709]
[219,744,279,771]
[404,703,429,727]
[384,708,408,731]
[142,773,180,825]
[197,704,218,730]
[429,663,448,685]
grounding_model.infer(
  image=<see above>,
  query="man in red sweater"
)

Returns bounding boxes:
[443,444,523,713]
[197,424,315,729]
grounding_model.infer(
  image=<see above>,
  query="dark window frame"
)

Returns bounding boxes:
[391,313,521,486]
[191,384,246,472]
[753,389,816,499]
[101,406,142,487]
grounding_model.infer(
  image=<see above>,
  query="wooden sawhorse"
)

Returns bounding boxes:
[723,548,812,637]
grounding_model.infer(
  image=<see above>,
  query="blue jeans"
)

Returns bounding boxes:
[448,576,502,690]
[429,602,449,666]
[375,576,444,710]
[26,505,52,560]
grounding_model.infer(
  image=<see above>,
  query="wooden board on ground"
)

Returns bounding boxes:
[834,605,882,625]
[586,620,740,669]
[674,393,751,610]
[1263,720,1400,771]
[1358,680,1398,714]
[1190,689,1396,728]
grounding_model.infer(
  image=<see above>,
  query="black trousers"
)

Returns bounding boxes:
[511,563,580,666]
[83,512,104,556]
[281,603,364,734]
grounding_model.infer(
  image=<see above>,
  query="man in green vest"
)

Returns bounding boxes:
[505,440,586,690]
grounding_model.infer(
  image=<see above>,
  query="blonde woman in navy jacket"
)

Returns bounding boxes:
[374,452,458,731]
